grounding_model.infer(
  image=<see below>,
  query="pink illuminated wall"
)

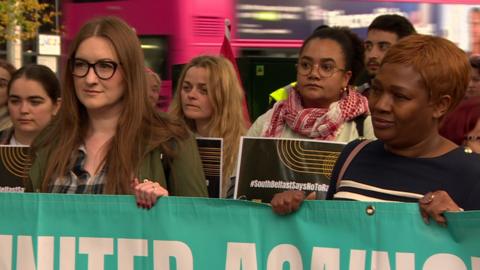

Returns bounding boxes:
[63,0,235,67]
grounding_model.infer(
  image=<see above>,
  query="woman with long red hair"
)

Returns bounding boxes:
[30,16,207,207]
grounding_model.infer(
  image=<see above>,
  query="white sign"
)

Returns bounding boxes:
[38,34,61,56]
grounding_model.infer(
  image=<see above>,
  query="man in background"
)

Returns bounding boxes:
[356,14,416,93]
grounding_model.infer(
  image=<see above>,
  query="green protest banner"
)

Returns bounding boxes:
[0,193,479,269]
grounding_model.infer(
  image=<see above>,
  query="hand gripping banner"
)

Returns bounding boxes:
[0,193,479,269]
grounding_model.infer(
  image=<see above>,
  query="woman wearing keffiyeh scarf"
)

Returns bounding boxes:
[262,84,369,140]
[247,27,374,142]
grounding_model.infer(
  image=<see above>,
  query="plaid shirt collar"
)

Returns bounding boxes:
[49,145,107,194]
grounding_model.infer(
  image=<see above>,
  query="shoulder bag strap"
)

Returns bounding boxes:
[336,140,371,190]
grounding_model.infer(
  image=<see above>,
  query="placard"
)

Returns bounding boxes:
[235,137,345,202]
[196,137,223,198]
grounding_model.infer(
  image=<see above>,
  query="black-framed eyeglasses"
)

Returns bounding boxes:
[296,60,345,78]
[71,58,120,80]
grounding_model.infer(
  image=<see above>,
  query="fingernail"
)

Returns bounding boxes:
[423,217,429,224]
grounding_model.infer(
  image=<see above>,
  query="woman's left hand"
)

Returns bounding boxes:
[419,190,463,226]
[132,178,169,209]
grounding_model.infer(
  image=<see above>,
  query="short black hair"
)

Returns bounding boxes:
[368,14,416,39]
[470,55,480,72]
[313,25,330,32]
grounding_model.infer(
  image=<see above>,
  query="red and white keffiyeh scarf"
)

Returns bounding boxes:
[262,85,369,140]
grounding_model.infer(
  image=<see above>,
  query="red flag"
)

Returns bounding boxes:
[220,19,251,126]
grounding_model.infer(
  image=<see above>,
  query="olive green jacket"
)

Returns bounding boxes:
[29,135,208,197]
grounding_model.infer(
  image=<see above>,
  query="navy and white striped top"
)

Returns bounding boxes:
[327,140,480,211]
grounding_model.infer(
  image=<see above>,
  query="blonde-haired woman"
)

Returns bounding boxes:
[30,16,207,207]
[170,55,247,197]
